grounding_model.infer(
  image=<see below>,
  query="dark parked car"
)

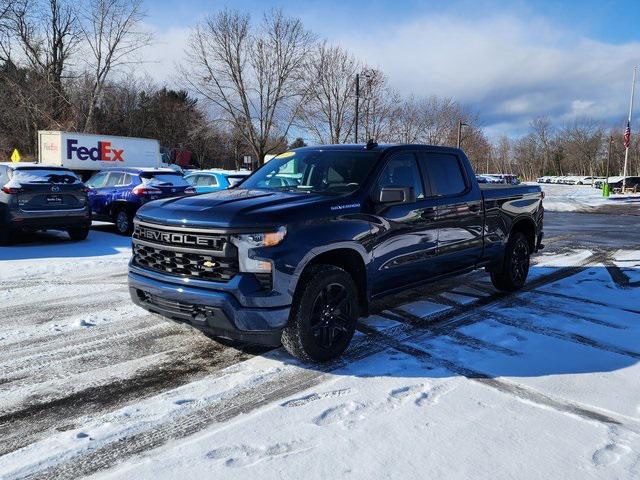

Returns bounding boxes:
[85,168,195,235]
[594,176,640,191]
[0,163,91,245]
[128,144,544,362]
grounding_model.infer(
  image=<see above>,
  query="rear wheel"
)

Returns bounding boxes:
[490,232,530,292]
[114,208,133,236]
[282,265,359,363]
[67,225,90,241]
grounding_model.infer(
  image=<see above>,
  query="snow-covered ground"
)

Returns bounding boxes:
[539,183,640,213]
[1,210,640,479]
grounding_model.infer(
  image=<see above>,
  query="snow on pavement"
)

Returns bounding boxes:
[1,213,640,479]
[0,240,638,479]
[540,183,640,213]
[89,251,640,480]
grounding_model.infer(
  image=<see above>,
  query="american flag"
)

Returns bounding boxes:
[623,121,631,149]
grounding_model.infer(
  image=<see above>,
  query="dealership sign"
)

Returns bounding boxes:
[66,139,124,162]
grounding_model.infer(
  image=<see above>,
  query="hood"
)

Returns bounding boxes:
[136,188,348,228]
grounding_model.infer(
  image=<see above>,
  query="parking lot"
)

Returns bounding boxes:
[0,185,638,479]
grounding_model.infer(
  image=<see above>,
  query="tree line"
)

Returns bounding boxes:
[1,2,637,177]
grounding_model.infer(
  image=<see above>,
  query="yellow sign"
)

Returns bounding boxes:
[10,149,21,163]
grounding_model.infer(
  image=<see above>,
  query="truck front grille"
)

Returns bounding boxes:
[132,222,239,282]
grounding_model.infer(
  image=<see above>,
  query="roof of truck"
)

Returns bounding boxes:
[290,143,463,154]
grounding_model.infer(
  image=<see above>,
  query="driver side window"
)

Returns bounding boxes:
[376,153,425,201]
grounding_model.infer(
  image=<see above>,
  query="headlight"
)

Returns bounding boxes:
[231,227,286,273]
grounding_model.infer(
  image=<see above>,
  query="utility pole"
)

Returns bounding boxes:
[456,120,467,149]
[623,66,637,192]
[354,73,360,144]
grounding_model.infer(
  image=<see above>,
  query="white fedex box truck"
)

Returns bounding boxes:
[38,131,165,179]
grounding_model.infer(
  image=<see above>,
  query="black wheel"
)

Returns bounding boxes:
[490,232,530,292]
[282,265,359,363]
[114,208,133,236]
[67,225,90,241]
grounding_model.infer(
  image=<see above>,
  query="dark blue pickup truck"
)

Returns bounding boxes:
[128,144,543,362]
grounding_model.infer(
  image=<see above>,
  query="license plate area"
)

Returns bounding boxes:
[46,194,63,204]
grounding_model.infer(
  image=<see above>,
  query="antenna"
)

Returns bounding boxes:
[365,139,378,150]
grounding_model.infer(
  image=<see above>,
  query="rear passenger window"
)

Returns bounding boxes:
[118,173,132,186]
[376,153,425,200]
[422,153,467,196]
[105,172,124,187]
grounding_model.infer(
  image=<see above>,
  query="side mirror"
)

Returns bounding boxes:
[378,186,415,204]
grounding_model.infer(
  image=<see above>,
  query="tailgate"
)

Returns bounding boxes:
[18,184,85,211]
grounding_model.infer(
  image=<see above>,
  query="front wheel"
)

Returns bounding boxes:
[490,232,531,292]
[114,208,133,236]
[282,265,359,363]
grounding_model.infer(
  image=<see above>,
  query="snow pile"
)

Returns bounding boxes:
[540,184,640,212]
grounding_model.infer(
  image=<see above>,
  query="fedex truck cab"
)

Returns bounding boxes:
[38,131,166,180]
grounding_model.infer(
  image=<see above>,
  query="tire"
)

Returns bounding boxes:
[114,208,133,236]
[282,265,359,363]
[67,225,90,241]
[490,231,531,292]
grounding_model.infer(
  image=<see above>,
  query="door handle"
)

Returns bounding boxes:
[469,204,480,213]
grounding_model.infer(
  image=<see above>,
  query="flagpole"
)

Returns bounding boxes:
[623,66,636,192]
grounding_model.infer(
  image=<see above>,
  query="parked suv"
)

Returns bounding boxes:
[85,168,195,235]
[0,163,91,245]
[184,170,250,194]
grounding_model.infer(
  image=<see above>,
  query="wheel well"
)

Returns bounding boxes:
[511,218,536,252]
[304,248,368,315]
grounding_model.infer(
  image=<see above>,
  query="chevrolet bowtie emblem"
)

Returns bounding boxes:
[203,260,217,268]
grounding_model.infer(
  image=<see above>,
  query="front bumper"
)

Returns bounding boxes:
[129,270,290,346]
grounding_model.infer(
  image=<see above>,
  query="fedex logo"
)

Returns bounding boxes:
[67,139,124,162]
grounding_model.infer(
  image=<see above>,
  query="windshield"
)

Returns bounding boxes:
[11,168,80,184]
[241,150,379,194]
[226,174,248,187]
[141,173,189,187]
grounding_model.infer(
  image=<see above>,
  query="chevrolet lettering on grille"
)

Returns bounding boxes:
[135,225,223,250]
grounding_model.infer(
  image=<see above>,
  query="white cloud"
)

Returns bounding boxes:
[136,10,640,138]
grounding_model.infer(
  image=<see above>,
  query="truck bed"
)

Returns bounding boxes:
[479,183,542,200]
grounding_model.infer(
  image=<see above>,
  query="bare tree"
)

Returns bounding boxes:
[561,119,604,176]
[186,8,314,165]
[358,68,399,142]
[80,0,152,132]
[4,0,79,122]
[299,42,358,144]
[531,117,554,175]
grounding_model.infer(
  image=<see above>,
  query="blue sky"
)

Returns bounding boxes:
[139,0,640,139]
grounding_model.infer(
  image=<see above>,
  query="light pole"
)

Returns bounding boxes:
[622,66,637,192]
[354,73,360,144]
[354,70,373,144]
[456,120,468,149]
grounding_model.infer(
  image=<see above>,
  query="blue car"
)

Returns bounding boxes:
[85,168,194,235]
[184,170,250,194]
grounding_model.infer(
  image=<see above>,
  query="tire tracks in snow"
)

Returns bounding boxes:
[18,252,613,480]
[0,340,259,457]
